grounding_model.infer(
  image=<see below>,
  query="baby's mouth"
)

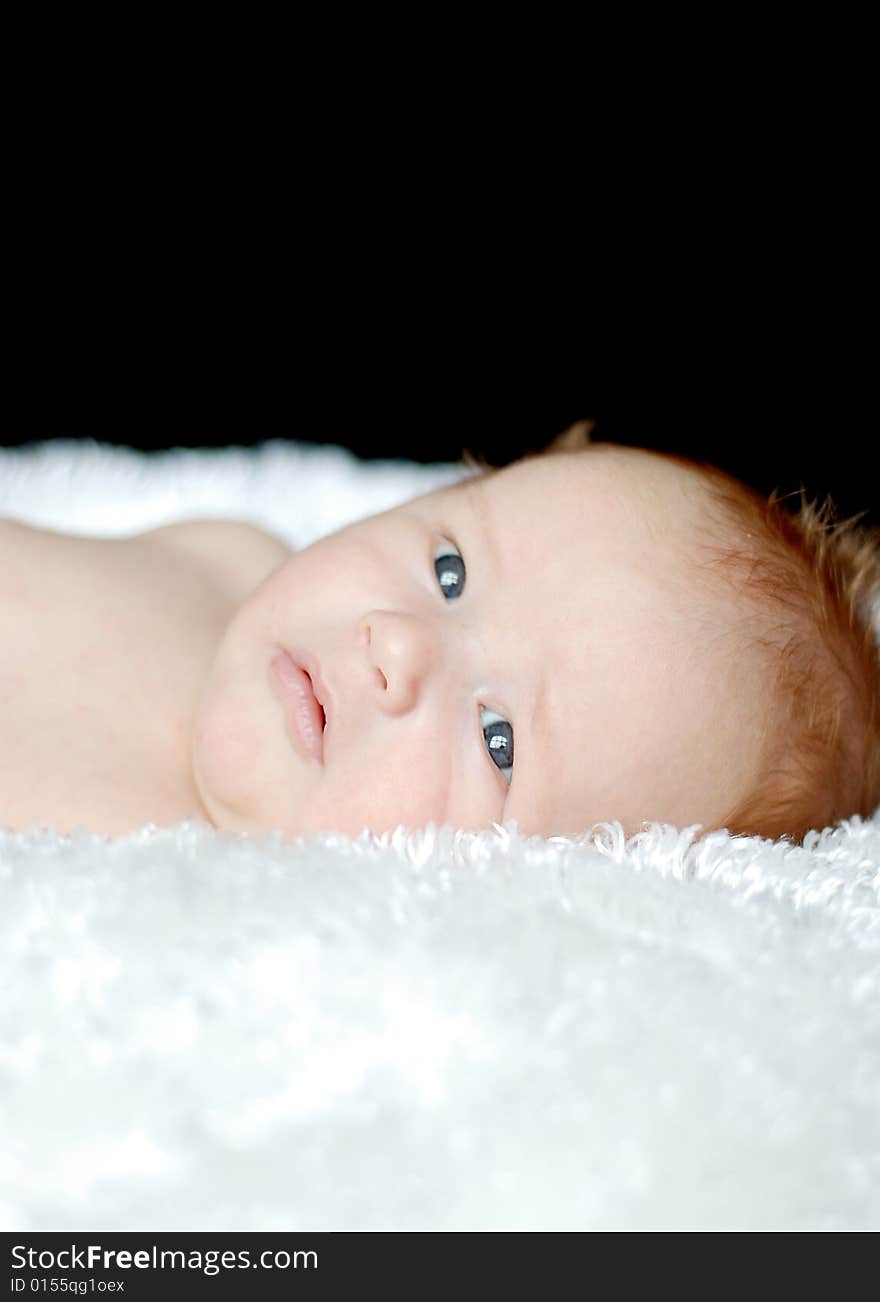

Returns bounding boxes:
[269,650,328,764]
[305,673,327,731]
[291,647,333,747]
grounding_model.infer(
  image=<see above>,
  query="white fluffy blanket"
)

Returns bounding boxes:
[1,440,878,1231]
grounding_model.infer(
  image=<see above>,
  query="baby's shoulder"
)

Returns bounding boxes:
[140,518,292,598]
[145,517,291,559]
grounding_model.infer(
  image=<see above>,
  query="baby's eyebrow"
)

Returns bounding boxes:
[527,677,548,745]
[462,478,504,584]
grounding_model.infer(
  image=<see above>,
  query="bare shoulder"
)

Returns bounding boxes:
[0,516,38,542]
[143,517,291,558]
[1,515,291,557]
[138,518,293,597]
[0,515,293,607]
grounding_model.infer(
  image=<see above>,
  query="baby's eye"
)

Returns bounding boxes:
[434,540,466,600]
[481,708,514,785]
[432,541,510,784]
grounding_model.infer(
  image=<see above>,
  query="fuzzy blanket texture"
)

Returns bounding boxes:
[1,439,878,1232]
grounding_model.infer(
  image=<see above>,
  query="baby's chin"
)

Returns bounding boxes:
[189,699,350,840]
[188,676,293,839]
[190,728,308,839]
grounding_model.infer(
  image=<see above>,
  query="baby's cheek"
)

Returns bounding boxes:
[283,758,434,838]
[305,771,446,837]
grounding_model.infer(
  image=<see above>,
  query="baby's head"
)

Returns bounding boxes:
[191,429,880,843]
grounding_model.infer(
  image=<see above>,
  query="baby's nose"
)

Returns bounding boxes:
[361,611,434,715]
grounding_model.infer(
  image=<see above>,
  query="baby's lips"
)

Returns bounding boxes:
[270,650,326,764]
[289,648,332,728]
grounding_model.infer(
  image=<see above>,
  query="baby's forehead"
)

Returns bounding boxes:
[505,444,709,507]
[447,448,710,571]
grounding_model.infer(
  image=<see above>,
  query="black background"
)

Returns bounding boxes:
[6,401,875,529]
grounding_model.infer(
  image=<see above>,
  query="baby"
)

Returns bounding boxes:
[2,427,878,843]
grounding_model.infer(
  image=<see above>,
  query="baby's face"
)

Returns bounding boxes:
[192,446,762,839]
